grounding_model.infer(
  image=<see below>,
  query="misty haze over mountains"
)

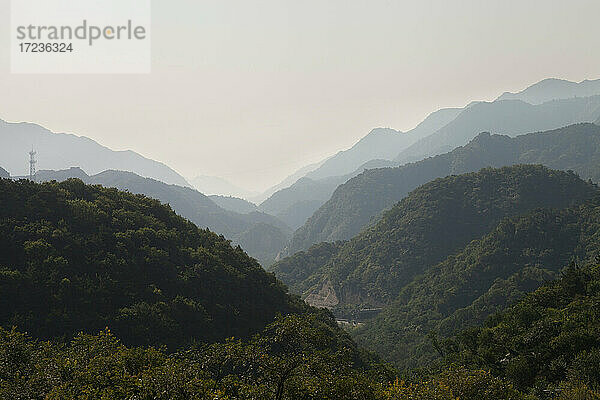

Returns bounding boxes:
[5,0,600,394]
[190,175,259,200]
[254,79,600,236]
[5,75,600,396]
[3,77,600,269]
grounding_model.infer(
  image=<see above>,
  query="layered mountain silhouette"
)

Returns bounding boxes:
[30,167,291,265]
[394,95,600,166]
[257,108,462,229]
[258,176,348,230]
[250,160,326,204]
[257,80,600,233]
[289,123,600,254]
[0,119,191,187]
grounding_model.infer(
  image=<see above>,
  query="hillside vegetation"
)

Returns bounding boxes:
[445,263,600,396]
[33,168,291,266]
[355,198,600,369]
[0,178,303,349]
[273,165,597,308]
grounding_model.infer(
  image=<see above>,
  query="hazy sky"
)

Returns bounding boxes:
[1,0,599,191]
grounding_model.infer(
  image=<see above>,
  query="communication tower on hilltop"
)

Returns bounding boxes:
[29,148,36,181]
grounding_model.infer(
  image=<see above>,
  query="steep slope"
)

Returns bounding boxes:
[291,123,600,252]
[0,166,9,179]
[208,194,258,214]
[31,168,291,265]
[0,178,304,349]
[446,263,600,394]
[355,200,600,369]
[0,119,191,187]
[496,77,600,104]
[275,165,597,309]
[394,96,600,166]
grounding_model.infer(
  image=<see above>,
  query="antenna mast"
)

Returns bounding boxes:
[29,148,36,181]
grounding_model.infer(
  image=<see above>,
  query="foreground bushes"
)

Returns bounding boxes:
[2,314,598,399]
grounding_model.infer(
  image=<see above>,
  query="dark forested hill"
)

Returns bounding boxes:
[445,263,600,394]
[258,84,600,236]
[273,165,597,309]
[30,168,291,266]
[354,199,600,369]
[290,123,600,253]
[0,178,305,349]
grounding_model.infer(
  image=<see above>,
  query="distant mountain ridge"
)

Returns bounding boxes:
[305,108,462,181]
[0,119,191,187]
[394,95,600,166]
[496,77,600,104]
[257,79,600,233]
[258,176,348,230]
[257,108,462,230]
[288,123,600,254]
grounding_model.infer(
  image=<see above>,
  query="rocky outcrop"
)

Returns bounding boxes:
[304,280,339,309]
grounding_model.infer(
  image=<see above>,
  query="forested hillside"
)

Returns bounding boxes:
[445,263,600,396]
[354,198,600,369]
[2,310,558,400]
[290,123,600,253]
[32,168,291,265]
[272,165,597,308]
[0,178,303,349]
